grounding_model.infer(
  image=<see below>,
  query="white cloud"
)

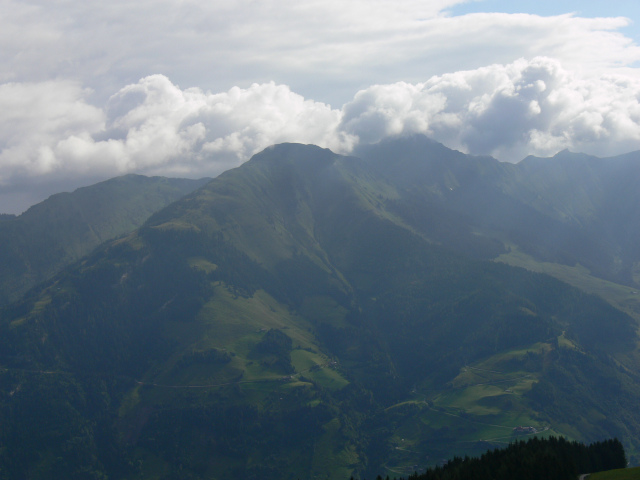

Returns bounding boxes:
[0,0,472,103]
[0,75,355,192]
[3,2,640,212]
[3,57,640,201]
[0,81,104,181]
[3,2,640,106]
[340,57,640,160]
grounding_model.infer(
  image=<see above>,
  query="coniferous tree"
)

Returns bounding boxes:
[375,437,628,480]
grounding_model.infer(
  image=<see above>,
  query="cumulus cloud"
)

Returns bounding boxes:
[3,2,640,213]
[0,75,355,191]
[2,57,640,213]
[340,57,640,160]
[0,81,104,181]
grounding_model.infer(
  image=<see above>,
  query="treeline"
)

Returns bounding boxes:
[366,437,627,480]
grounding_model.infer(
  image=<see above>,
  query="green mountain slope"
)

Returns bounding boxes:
[512,149,640,286]
[358,136,640,289]
[1,141,640,479]
[591,466,640,480]
[0,174,210,305]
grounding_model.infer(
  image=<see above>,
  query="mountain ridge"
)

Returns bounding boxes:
[1,136,640,478]
[0,174,211,305]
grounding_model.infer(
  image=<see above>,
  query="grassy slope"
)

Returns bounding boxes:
[494,245,640,420]
[3,143,640,479]
[378,342,564,475]
[495,246,640,322]
[124,284,346,391]
[589,466,640,479]
[101,152,367,478]
[355,139,640,473]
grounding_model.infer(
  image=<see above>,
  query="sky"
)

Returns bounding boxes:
[2,0,640,214]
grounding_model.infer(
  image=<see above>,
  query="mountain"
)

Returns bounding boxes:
[0,174,211,305]
[513,149,640,286]
[1,138,640,479]
[359,136,640,290]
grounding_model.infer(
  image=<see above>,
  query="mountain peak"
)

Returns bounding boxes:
[3,138,640,478]
[236,142,342,175]
[353,133,453,160]
[519,149,597,166]
[552,149,597,161]
[251,142,337,162]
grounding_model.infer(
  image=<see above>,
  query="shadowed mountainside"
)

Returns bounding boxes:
[1,139,640,479]
[0,174,210,305]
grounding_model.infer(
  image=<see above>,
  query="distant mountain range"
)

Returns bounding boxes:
[0,174,210,305]
[1,136,639,479]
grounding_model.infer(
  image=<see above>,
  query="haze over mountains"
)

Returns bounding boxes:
[0,175,210,305]
[1,135,640,479]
